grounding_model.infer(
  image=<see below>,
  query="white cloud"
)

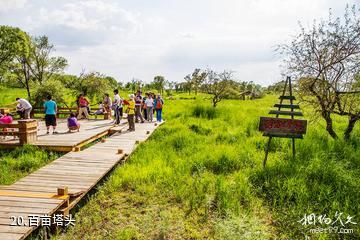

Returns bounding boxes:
[28,0,141,46]
[0,0,27,11]
[0,0,357,85]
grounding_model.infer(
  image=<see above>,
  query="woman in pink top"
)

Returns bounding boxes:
[0,113,14,138]
[0,113,13,124]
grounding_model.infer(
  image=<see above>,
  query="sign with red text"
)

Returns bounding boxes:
[259,117,307,135]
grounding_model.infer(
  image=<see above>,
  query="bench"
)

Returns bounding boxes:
[0,119,37,144]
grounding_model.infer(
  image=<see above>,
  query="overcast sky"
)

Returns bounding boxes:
[0,0,357,85]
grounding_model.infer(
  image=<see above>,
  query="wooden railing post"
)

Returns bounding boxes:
[18,119,38,144]
[104,111,111,120]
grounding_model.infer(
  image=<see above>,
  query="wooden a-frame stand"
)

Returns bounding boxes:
[262,76,306,167]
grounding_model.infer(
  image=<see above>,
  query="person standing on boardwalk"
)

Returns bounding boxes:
[16,97,32,119]
[135,91,144,123]
[142,94,148,121]
[44,95,58,134]
[77,94,90,119]
[113,89,123,125]
[125,94,136,131]
[154,94,164,122]
[145,93,154,122]
[103,93,112,119]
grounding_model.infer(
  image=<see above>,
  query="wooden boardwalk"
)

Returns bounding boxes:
[0,121,162,240]
[0,119,125,152]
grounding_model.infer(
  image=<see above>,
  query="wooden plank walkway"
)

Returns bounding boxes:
[0,121,162,240]
[0,119,125,152]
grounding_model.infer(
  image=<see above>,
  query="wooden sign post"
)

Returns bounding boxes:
[259,76,307,167]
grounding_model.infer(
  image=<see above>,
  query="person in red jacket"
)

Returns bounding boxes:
[77,94,90,119]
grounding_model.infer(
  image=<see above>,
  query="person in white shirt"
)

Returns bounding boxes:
[145,93,154,122]
[113,89,123,125]
[16,98,32,119]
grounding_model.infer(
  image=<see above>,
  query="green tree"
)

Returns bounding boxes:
[0,26,32,98]
[185,68,207,95]
[27,36,68,85]
[72,71,115,101]
[153,75,165,95]
[204,69,233,107]
[0,26,29,69]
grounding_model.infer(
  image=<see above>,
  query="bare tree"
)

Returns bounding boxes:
[279,5,360,140]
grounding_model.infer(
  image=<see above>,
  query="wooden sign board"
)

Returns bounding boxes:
[259,117,307,135]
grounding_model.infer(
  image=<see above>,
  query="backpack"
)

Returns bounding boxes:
[156,99,163,109]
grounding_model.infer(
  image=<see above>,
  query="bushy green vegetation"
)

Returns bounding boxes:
[0,145,60,185]
[53,95,359,240]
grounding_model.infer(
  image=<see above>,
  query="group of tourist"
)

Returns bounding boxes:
[110,90,164,131]
[4,89,164,134]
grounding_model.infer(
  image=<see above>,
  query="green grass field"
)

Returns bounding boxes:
[0,86,27,107]
[0,145,60,185]
[1,88,359,239]
[45,95,358,240]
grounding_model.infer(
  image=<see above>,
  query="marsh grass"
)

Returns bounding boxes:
[47,95,359,239]
[0,145,60,184]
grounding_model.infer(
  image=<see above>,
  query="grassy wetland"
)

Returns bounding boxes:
[46,95,359,240]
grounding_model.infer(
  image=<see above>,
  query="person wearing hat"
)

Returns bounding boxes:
[125,94,136,131]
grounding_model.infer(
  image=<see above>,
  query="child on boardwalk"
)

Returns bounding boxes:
[67,113,80,132]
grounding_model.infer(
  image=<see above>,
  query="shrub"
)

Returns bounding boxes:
[32,79,67,107]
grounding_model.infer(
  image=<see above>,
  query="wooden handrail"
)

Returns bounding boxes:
[0,119,38,144]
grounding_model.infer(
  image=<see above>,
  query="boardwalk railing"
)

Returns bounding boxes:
[1,107,112,119]
[32,107,112,119]
[0,119,38,144]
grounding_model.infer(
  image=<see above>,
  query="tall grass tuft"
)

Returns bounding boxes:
[192,105,218,119]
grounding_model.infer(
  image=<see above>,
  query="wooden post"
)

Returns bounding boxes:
[57,186,70,216]
[73,147,81,152]
[263,137,272,168]
[57,186,68,196]
[288,76,296,159]
[18,119,38,144]
[104,111,111,120]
